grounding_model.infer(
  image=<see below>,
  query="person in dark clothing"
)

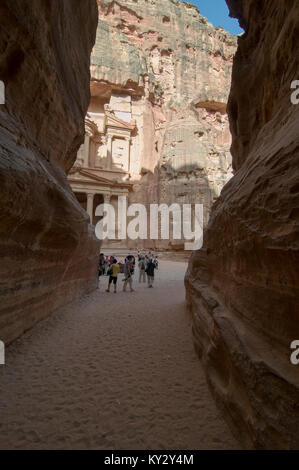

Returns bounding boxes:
[98,253,105,277]
[123,255,134,292]
[145,259,155,288]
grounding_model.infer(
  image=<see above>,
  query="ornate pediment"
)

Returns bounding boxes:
[105,110,136,131]
[85,117,99,136]
[68,167,133,191]
[68,168,114,185]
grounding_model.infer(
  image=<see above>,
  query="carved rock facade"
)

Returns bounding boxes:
[69,0,237,250]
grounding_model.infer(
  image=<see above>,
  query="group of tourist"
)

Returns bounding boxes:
[98,251,159,293]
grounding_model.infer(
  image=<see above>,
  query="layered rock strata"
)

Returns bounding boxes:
[0,0,99,344]
[70,0,237,250]
[186,0,299,449]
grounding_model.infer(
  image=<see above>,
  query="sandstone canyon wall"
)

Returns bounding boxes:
[186,0,299,449]
[0,0,99,344]
[72,0,237,250]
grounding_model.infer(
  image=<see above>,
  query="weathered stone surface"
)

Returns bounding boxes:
[95,0,236,106]
[186,0,299,449]
[0,0,99,344]
[71,0,237,250]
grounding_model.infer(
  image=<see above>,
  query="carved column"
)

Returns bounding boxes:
[83,135,90,168]
[103,193,114,241]
[89,138,96,168]
[125,136,131,172]
[107,135,113,169]
[86,193,94,224]
[103,194,111,204]
[116,193,128,244]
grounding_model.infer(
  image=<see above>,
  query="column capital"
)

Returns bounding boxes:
[112,193,128,199]
[103,194,111,204]
[87,193,94,201]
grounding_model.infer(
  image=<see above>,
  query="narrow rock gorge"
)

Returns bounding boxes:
[70,0,237,250]
[186,0,299,449]
[0,1,99,344]
[1,0,298,452]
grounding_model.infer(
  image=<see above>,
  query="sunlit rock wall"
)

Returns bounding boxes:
[186,0,299,449]
[0,0,99,343]
[89,0,237,250]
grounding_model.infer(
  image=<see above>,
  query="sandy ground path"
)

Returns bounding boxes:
[0,261,239,450]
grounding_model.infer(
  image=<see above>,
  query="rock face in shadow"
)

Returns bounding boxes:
[185,0,299,449]
[0,0,99,344]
